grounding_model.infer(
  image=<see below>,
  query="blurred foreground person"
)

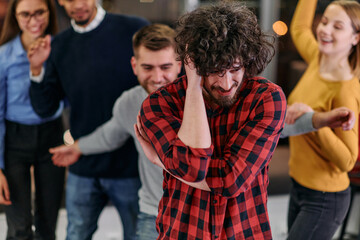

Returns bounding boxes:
[0,0,65,239]
[50,23,182,240]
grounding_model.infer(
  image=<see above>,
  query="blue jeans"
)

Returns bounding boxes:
[135,212,158,240]
[65,172,141,240]
[287,178,350,240]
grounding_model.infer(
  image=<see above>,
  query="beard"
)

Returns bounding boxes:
[203,83,242,108]
[75,19,90,26]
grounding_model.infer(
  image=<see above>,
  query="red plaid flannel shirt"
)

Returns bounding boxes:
[140,75,286,240]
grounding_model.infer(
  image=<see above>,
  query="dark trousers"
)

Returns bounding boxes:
[287,178,350,240]
[4,118,65,240]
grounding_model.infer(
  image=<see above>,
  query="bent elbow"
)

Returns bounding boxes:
[33,106,58,118]
[338,155,358,172]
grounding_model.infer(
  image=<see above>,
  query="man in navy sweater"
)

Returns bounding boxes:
[27,0,148,239]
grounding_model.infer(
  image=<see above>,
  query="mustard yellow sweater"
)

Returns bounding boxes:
[288,0,360,192]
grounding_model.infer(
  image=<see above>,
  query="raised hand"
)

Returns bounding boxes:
[184,57,203,89]
[285,102,314,124]
[0,170,11,205]
[28,34,51,76]
[49,141,82,167]
[313,107,356,131]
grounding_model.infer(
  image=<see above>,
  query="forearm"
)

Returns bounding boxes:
[29,81,62,118]
[316,124,358,172]
[157,159,210,191]
[281,112,315,138]
[207,128,282,197]
[159,80,212,181]
[140,89,213,182]
[290,0,318,63]
[290,0,317,35]
[206,89,286,197]
[78,117,129,155]
[177,82,211,148]
[314,98,360,171]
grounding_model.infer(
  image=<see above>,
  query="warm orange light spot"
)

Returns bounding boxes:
[272,21,288,36]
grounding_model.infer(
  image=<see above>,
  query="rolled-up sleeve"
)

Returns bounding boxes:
[140,91,213,182]
[206,88,286,198]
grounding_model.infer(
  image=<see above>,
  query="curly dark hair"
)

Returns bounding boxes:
[175,2,275,77]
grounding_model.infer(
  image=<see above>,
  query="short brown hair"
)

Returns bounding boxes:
[132,23,176,58]
[0,0,58,45]
[175,2,275,77]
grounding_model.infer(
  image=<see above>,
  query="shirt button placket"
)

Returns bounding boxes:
[212,195,221,239]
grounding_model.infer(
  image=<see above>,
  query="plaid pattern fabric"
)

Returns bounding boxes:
[140,76,286,240]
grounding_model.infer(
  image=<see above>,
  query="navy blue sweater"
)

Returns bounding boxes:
[30,13,149,178]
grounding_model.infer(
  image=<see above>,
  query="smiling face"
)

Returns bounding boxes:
[202,66,245,108]
[131,45,182,94]
[316,4,360,58]
[15,0,49,42]
[59,0,97,27]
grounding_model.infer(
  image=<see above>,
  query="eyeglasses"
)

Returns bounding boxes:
[16,9,49,23]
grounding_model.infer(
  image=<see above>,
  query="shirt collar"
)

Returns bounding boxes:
[13,35,26,57]
[71,5,106,33]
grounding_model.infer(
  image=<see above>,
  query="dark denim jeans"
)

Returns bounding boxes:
[4,118,65,240]
[287,178,350,240]
[65,172,141,240]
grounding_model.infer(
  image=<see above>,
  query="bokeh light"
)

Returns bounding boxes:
[272,21,288,36]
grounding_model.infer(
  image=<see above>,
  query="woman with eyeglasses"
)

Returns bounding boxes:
[0,0,65,239]
[287,0,360,239]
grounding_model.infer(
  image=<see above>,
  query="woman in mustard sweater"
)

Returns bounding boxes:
[287,0,360,239]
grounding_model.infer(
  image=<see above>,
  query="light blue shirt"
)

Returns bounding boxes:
[0,35,63,169]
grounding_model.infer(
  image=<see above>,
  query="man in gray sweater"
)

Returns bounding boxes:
[50,24,356,239]
[50,23,181,239]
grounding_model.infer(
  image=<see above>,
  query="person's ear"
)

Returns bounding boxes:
[58,0,65,7]
[352,32,360,46]
[131,56,138,76]
[176,61,182,75]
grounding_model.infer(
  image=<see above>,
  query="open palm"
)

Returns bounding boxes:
[50,144,81,167]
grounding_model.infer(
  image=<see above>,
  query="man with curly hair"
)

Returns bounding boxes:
[136,2,287,240]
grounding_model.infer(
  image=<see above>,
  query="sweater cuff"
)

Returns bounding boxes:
[30,67,45,83]
[281,112,316,138]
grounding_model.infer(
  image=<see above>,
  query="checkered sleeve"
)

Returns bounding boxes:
[140,90,214,183]
[206,87,286,198]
